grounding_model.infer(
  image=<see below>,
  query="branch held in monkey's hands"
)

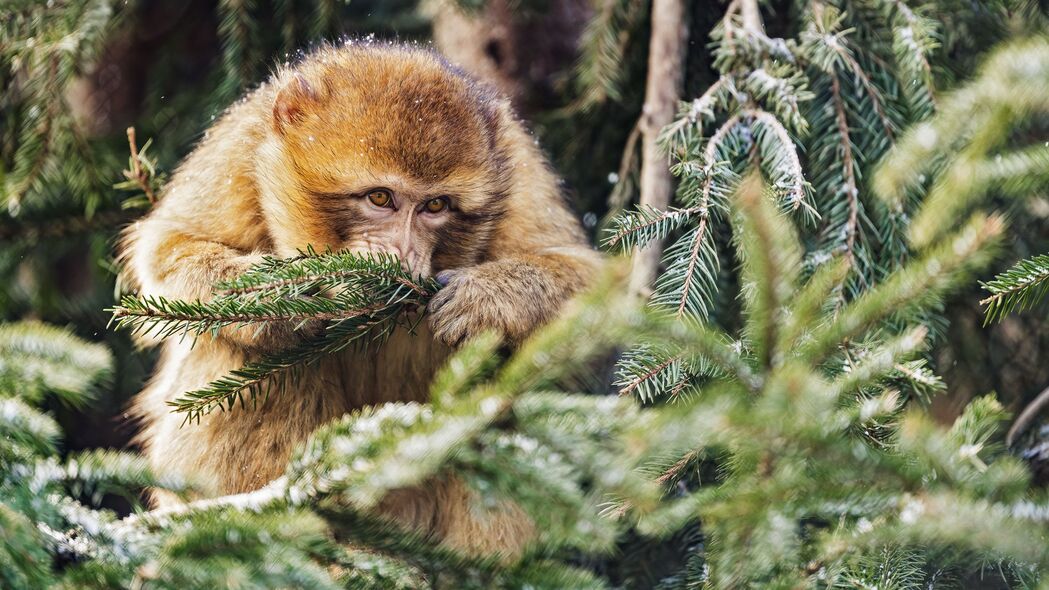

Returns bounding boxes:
[110,249,439,423]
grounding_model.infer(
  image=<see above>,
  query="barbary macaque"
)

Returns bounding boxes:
[120,42,599,557]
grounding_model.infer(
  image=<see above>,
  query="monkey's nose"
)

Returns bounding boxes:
[393,249,413,273]
[380,243,410,269]
[390,248,430,279]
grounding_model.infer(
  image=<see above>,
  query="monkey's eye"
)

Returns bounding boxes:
[424,197,449,213]
[366,189,393,208]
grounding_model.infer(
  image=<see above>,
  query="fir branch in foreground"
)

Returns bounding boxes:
[569,0,646,112]
[0,321,112,405]
[110,250,436,338]
[215,249,428,298]
[167,304,418,424]
[980,254,1049,324]
[110,251,438,422]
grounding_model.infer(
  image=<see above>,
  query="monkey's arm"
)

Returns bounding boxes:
[120,148,321,353]
[428,245,598,346]
[124,215,316,352]
[427,132,601,347]
[124,221,264,301]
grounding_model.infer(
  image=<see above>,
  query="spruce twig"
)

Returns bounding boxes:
[109,250,439,423]
[121,127,156,205]
[980,254,1049,324]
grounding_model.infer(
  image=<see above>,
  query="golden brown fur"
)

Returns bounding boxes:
[121,42,598,558]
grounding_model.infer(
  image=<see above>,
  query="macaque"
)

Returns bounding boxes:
[121,42,599,558]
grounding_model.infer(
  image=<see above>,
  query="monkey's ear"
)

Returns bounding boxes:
[273,74,319,132]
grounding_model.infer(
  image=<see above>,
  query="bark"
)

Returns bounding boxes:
[628,0,688,298]
[430,0,591,115]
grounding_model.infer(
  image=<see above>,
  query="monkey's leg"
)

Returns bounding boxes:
[377,476,536,561]
[433,476,536,559]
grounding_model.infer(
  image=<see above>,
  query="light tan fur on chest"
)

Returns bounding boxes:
[137,326,450,498]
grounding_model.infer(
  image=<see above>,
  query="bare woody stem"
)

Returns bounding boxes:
[124,126,156,204]
[112,301,390,331]
[629,0,688,299]
[740,0,764,34]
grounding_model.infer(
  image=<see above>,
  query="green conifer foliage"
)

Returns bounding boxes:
[111,250,439,422]
[3,1,1049,588]
[875,37,1049,325]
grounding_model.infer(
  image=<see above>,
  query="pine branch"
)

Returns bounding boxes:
[309,0,337,41]
[109,251,438,422]
[570,0,647,112]
[215,249,430,298]
[828,69,860,294]
[613,345,692,403]
[800,213,1004,363]
[748,109,815,218]
[166,308,410,423]
[889,357,945,402]
[803,4,896,140]
[648,122,739,319]
[2,0,119,215]
[111,293,391,337]
[6,54,59,215]
[733,175,802,369]
[111,251,434,337]
[980,254,1049,324]
[880,0,939,112]
[0,208,130,245]
[602,205,699,252]
[700,114,745,206]
[659,77,730,150]
[777,257,848,351]
[27,449,192,503]
[120,477,288,529]
[741,67,811,135]
[875,38,1049,247]
[216,0,259,104]
[0,397,60,459]
[828,326,928,400]
[0,321,112,404]
[653,209,719,319]
[113,127,163,209]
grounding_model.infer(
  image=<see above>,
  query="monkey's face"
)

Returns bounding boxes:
[256,48,510,278]
[310,181,482,278]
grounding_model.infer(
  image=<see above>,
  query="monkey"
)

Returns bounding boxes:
[120,42,600,559]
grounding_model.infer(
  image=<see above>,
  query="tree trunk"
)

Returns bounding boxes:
[629,0,688,298]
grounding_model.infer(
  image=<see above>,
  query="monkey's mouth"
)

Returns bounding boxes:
[402,302,427,325]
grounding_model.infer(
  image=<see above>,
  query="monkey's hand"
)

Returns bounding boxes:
[427,260,564,347]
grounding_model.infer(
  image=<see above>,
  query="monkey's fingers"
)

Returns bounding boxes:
[428,283,470,347]
[434,269,462,288]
